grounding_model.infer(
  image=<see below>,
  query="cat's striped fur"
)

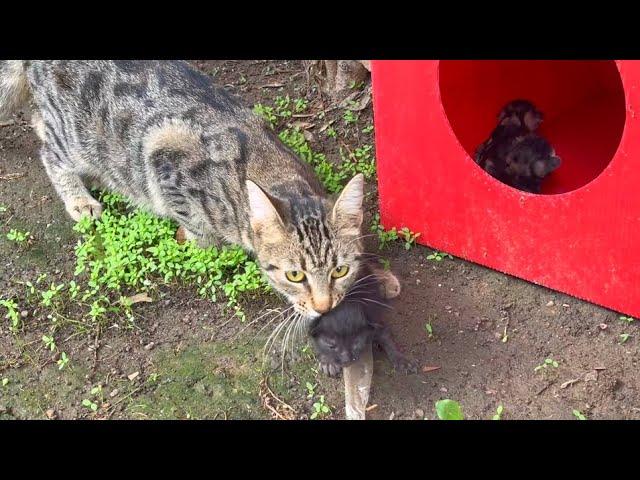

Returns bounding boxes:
[0,60,400,319]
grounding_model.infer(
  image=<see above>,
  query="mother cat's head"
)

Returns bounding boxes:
[246,174,365,319]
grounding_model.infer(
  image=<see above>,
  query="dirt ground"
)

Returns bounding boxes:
[1,60,638,420]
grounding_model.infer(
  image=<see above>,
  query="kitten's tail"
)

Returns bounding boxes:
[0,61,30,120]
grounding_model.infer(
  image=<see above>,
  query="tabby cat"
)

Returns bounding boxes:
[0,60,400,318]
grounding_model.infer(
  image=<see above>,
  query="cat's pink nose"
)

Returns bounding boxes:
[313,297,332,314]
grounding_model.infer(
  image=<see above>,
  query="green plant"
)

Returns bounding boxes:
[82,398,98,412]
[0,204,7,213]
[305,382,316,399]
[294,98,308,113]
[619,333,632,344]
[435,399,464,420]
[57,352,69,370]
[6,228,30,243]
[253,103,277,126]
[325,127,337,138]
[425,322,434,339]
[310,395,331,419]
[572,409,587,420]
[370,213,398,250]
[42,334,57,352]
[534,358,559,372]
[40,282,65,307]
[343,109,358,125]
[492,404,504,420]
[1,298,20,332]
[620,316,635,324]
[362,125,374,134]
[2,378,8,387]
[399,227,421,250]
[69,191,268,328]
[427,251,453,262]
[81,385,103,412]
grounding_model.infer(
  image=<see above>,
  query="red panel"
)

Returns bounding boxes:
[371,60,640,317]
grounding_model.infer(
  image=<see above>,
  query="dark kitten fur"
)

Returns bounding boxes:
[497,99,543,132]
[308,265,418,377]
[475,99,559,193]
[504,134,561,193]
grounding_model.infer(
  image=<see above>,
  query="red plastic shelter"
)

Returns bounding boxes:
[371,60,639,317]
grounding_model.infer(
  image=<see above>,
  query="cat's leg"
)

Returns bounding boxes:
[373,325,418,374]
[40,145,103,221]
[371,266,401,299]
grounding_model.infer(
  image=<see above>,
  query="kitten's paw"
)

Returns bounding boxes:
[377,269,401,299]
[67,197,103,222]
[390,354,419,375]
[319,361,343,377]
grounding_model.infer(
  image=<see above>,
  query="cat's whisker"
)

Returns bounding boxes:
[237,305,293,339]
[262,311,294,360]
[358,297,395,310]
[248,305,294,342]
[280,313,299,374]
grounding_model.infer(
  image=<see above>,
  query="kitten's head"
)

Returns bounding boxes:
[309,301,375,368]
[246,174,365,319]
[498,99,543,132]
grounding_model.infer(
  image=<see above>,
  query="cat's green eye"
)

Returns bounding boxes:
[331,265,350,279]
[285,270,306,283]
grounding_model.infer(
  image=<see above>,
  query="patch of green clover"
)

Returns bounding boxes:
[370,213,420,251]
[70,191,269,325]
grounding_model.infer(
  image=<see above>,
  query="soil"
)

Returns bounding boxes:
[0,60,638,420]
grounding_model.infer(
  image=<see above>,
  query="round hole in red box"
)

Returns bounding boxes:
[438,60,626,194]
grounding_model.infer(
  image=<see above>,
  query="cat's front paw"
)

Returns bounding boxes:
[390,354,419,375]
[67,197,103,222]
[319,361,343,377]
[376,269,401,299]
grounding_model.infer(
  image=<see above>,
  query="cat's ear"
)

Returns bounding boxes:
[331,173,364,236]
[246,180,286,243]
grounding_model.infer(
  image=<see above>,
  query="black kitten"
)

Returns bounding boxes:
[504,134,562,193]
[308,265,418,377]
[475,100,559,193]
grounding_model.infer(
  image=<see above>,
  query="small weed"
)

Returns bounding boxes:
[82,398,98,412]
[348,80,365,90]
[305,382,316,399]
[399,227,421,250]
[1,298,21,332]
[6,228,30,243]
[57,352,69,370]
[572,409,587,420]
[294,98,308,113]
[620,316,635,324]
[378,258,391,271]
[427,251,453,262]
[0,204,7,213]
[362,125,374,134]
[42,334,57,352]
[492,404,504,420]
[253,104,277,126]
[619,333,632,344]
[343,109,358,125]
[425,322,434,339]
[311,395,331,419]
[534,358,559,372]
[2,378,8,387]
[435,399,464,420]
[325,127,337,138]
